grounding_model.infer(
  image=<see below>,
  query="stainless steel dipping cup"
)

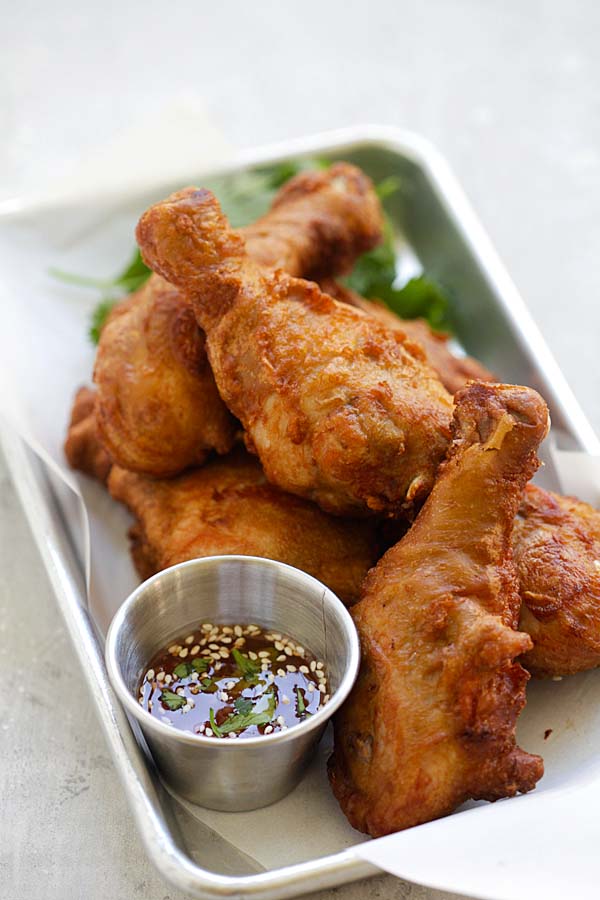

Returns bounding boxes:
[105,555,360,811]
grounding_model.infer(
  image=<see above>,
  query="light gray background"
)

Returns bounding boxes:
[2,2,599,898]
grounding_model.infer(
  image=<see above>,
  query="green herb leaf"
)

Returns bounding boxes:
[173,662,192,679]
[191,657,209,673]
[160,689,186,711]
[295,686,308,717]
[376,275,452,332]
[200,677,218,693]
[217,691,277,736]
[232,649,260,681]
[209,707,222,737]
[88,297,117,344]
[233,696,253,716]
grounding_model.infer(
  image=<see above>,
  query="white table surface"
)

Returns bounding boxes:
[2,2,599,898]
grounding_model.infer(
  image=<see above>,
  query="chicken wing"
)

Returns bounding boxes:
[321,279,495,394]
[514,484,600,677]
[136,188,454,517]
[328,382,548,836]
[108,447,378,605]
[94,163,384,478]
[64,386,112,483]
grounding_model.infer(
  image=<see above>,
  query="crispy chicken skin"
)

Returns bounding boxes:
[328,382,549,836]
[242,163,383,278]
[107,448,378,605]
[136,188,454,517]
[94,163,383,478]
[322,280,495,394]
[515,484,600,677]
[64,386,112,483]
[94,274,238,477]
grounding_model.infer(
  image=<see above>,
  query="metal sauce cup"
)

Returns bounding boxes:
[105,556,360,811]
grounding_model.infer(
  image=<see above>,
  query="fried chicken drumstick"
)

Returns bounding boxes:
[64,386,112,483]
[329,382,549,836]
[322,280,495,394]
[108,447,378,605]
[136,187,453,517]
[515,484,600,677]
[94,163,383,477]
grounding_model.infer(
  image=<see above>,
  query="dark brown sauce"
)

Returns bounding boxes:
[138,623,329,739]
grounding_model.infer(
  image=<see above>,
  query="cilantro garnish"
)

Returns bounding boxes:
[160,689,186,711]
[209,690,277,737]
[192,658,209,673]
[233,696,253,716]
[173,661,192,679]
[232,649,260,681]
[295,686,309,717]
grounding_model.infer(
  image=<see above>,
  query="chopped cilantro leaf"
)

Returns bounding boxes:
[217,691,277,736]
[191,657,209,673]
[173,662,192,679]
[160,689,186,711]
[232,649,260,680]
[233,696,253,716]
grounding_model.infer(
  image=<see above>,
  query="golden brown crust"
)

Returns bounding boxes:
[514,483,600,677]
[136,187,454,518]
[94,274,237,477]
[328,382,548,836]
[322,280,495,394]
[64,387,112,483]
[108,448,378,604]
[94,164,383,478]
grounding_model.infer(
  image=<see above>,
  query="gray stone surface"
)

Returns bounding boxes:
[2,1,599,898]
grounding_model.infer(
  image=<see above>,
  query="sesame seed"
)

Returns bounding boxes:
[264,725,273,734]
[182,704,191,713]
[248,624,260,633]
[228,732,237,739]
[179,648,189,658]
[190,645,200,655]
[318,683,326,693]
[146,668,155,680]
[274,641,284,651]
[282,695,290,704]
[156,671,165,681]
[226,681,236,690]
[138,697,144,705]
[234,625,243,637]
[222,636,232,644]
[168,645,179,655]
[553,676,563,682]
[190,685,200,695]
[324,695,330,703]
[277,668,286,677]
[248,651,258,660]
[223,626,233,634]
[209,643,219,650]
[258,651,270,658]
[307,683,315,692]
[219,648,229,659]
[220,692,229,702]
[261,663,269,671]
[299,666,309,674]
[277,654,286,661]
[164,674,172,685]
[316,661,324,669]
[215,662,222,671]
[271,632,282,640]
[267,672,275,683]
[205,727,213,736]
[185,635,194,645]
[277,715,285,726]
[296,646,305,656]
[310,661,316,672]
[176,687,185,696]
[202,623,212,632]
[286,665,297,673]
[234,637,245,647]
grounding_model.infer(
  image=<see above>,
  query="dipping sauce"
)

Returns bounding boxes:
[138,622,330,739]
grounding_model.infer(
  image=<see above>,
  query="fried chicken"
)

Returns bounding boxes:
[322,279,495,394]
[94,274,238,477]
[136,187,454,518]
[514,484,600,677]
[93,163,384,478]
[107,448,378,605]
[328,382,549,836]
[64,386,112,483]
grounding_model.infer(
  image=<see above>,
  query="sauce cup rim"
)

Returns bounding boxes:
[105,555,360,749]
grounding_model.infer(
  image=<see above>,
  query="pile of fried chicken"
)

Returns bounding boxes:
[65,162,600,836]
